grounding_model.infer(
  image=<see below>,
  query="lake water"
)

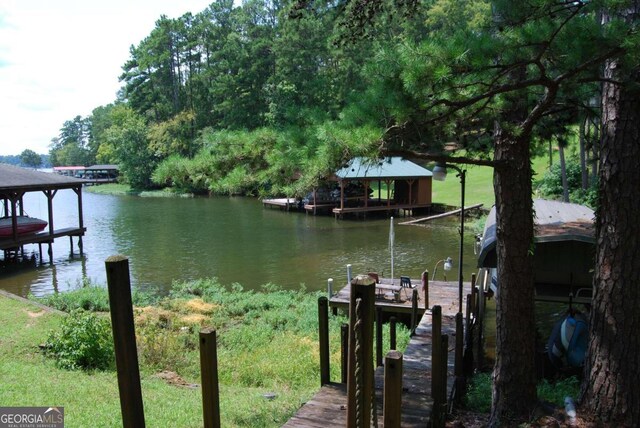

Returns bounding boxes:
[0,189,478,297]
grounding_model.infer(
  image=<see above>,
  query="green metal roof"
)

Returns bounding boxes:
[335,157,432,180]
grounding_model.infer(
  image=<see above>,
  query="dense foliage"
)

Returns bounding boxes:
[536,158,598,207]
[44,310,115,371]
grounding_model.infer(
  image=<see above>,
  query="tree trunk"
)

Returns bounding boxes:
[559,143,569,202]
[579,117,588,190]
[489,126,537,426]
[581,7,640,423]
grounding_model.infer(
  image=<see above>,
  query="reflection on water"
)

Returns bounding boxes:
[1,190,478,297]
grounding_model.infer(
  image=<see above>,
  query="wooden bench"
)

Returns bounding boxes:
[375,283,402,299]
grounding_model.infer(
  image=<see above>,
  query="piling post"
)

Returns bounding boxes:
[431,306,442,426]
[346,264,353,284]
[347,274,376,428]
[199,328,221,428]
[389,316,397,350]
[318,296,330,386]
[422,270,429,310]
[454,312,464,405]
[439,334,450,426]
[470,273,477,317]
[411,289,419,335]
[105,255,145,428]
[376,306,383,367]
[383,350,403,428]
[327,278,334,298]
[341,323,349,384]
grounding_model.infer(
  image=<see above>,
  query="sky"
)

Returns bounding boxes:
[0,0,215,156]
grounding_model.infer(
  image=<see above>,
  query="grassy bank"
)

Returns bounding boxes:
[4,280,409,427]
[84,183,193,198]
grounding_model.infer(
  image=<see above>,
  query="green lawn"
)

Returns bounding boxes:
[0,295,204,427]
[4,282,411,428]
[431,154,555,208]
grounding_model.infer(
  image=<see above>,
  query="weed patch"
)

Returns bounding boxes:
[43,310,114,371]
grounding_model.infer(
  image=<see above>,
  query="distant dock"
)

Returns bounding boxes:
[262,198,298,211]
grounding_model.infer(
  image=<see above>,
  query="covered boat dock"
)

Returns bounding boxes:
[477,199,595,304]
[303,157,433,218]
[53,164,119,184]
[1,164,86,261]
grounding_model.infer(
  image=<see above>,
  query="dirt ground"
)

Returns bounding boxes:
[446,408,598,427]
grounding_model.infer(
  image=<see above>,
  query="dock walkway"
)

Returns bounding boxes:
[284,282,462,427]
[329,278,463,317]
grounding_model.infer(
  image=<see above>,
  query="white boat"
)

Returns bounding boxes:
[0,216,48,237]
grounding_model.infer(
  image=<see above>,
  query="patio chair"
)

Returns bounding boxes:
[400,276,418,300]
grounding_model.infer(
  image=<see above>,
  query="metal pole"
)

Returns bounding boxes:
[458,169,466,314]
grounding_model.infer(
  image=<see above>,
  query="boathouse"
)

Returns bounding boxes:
[477,199,595,304]
[303,157,433,217]
[54,164,119,184]
[0,164,86,261]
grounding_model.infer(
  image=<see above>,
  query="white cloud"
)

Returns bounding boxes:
[0,0,215,156]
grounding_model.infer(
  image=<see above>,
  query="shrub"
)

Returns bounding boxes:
[464,372,492,412]
[33,284,158,313]
[537,376,580,406]
[44,310,114,371]
[35,284,110,312]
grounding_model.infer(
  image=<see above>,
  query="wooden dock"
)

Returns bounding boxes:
[262,198,299,211]
[284,280,464,427]
[329,278,466,317]
[283,308,458,427]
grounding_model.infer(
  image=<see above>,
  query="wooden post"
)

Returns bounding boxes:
[464,291,476,378]
[347,274,376,428]
[389,316,397,350]
[383,350,403,428]
[105,256,145,428]
[199,328,221,428]
[422,270,429,310]
[470,273,477,316]
[454,312,464,405]
[440,334,450,424]
[341,323,349,384]
[474,272,489,372]
[410,288,419,335]
[376,306,383,367]
[318,296,330,385]
[431,305,442,426]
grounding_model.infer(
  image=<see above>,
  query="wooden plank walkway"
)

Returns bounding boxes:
[329,279,465,317]
[284,283,462,427]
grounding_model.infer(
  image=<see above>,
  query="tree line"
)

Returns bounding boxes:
[48,0,639,425]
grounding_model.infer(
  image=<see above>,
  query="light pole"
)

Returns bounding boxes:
[432,162,466,314]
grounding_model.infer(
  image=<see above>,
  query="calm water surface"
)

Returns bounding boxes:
[0,190,477,297]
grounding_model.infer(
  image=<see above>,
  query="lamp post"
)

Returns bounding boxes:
[432,256,453,281]
[432,162,466,314]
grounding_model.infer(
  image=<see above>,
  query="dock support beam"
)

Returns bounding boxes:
[347,274,376,428]
[318,296,330,386]
[383,350,403,428]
